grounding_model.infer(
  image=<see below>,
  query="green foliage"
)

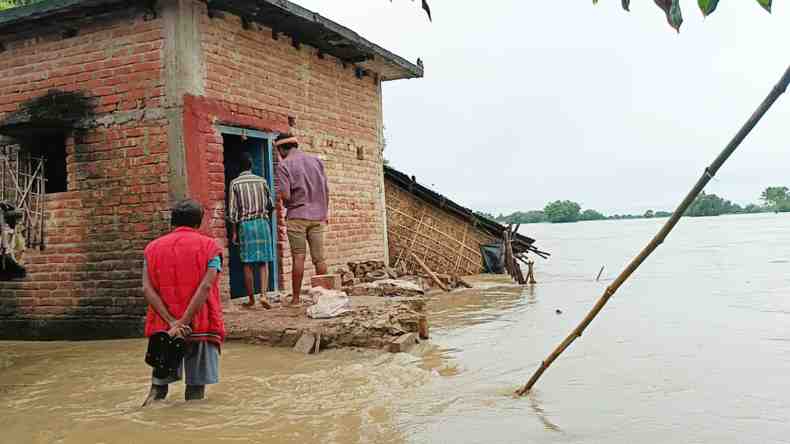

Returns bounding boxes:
[684,192,742,217]
[698,0,720,15]
[743,204,765,214]
[490,186,790,225]
[474,211,498,222]
[498,210,547,224]
[0,0,43,10]
[580,209,606,221]
[760,186,790,212]
[544,200,581,224]
[596,0,771,31]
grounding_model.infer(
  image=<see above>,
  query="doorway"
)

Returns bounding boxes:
[220,126,279,298]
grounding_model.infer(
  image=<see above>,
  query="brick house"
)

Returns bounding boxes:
[0,0,422,339]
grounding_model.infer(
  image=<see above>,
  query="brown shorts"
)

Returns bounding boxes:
[286,219,326,263]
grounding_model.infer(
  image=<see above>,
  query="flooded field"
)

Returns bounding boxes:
[2,213,789,443]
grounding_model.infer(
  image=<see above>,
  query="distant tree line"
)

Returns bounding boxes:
[493,186,789,225]
[0,0,41,10]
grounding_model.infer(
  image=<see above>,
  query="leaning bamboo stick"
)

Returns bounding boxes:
[516,64,790,397]
[410,252,449,292]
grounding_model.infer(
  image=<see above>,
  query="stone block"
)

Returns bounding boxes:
[293,332,316,354]
[388,332,419,353]
[311,274,342,290]
[281,328,301,348]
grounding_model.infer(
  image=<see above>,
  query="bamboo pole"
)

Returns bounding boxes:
[410,251,449,292]
[516,65,790,397]
[394,205,427,267]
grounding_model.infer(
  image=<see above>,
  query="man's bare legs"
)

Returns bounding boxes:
[243,263,271,309]
[291,253,306,304]
[258,263,270,309]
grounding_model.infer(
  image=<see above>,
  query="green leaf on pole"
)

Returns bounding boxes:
[654,0,683,31]
[622,0,631,12]
[698,0,719,16]
[756,0,772,13]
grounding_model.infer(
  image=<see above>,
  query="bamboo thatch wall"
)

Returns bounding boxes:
[385,179,494,277]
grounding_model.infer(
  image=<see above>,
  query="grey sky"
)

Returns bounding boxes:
[297,1,788,216]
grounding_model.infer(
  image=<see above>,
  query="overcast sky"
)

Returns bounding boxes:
[297,0,788,215]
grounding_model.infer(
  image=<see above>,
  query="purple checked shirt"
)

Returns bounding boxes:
[276,149,329,221]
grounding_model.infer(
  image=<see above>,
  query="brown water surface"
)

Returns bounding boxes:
[2,213,789,443]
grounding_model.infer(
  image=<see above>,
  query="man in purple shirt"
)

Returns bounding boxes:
[275,133,329,304]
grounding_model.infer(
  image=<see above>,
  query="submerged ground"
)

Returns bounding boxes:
[1,213,788,444]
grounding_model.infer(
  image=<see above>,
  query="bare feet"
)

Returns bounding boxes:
[241,298,255,309]
[284,294,302,306]
[259,298,272,309]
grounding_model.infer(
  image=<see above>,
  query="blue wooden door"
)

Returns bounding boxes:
[222,129,278,298]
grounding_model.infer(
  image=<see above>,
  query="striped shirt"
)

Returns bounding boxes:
[228,170,274,223]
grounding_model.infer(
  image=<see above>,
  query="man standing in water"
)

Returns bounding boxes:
[228,152,275,309]
[275,134,329,305]
[142,199,224,404]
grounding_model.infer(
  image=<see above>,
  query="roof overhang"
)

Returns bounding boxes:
[0,0,424,81]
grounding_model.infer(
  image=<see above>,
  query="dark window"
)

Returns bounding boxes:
[24,132,67,194]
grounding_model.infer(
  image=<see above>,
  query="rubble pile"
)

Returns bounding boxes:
[337,260,469,296]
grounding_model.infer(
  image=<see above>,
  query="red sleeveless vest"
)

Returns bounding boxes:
[143,227,225,344]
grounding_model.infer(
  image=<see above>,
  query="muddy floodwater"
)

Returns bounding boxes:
[2,213,789,443]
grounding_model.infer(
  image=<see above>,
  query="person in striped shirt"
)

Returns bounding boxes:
[228,152,275,309]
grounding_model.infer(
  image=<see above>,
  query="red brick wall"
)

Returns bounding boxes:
[0,9,168,339]
[181,94,289,298]
[199,8,388,292]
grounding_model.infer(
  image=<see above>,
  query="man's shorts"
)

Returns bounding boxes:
[286,218,326,262]
[151,341,220,386]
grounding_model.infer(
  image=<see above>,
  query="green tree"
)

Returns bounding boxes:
[544,200,581,223]
[644,210,655,218]
[685,192,741,217]
[580,209,606,221]
[744,203,766,214]
[760,186,790,212]
[498,210,546,224]
[474,211,498,222]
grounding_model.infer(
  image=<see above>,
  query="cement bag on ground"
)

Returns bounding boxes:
[306,288,352,319]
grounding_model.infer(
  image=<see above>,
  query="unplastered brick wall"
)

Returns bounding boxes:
[0,9,168,339]
[198,8,387,291]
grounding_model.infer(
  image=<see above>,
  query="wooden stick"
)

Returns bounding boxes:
[410,252,449,292]
[454,224,469,273]
[393,205,427,267]
[595,266,605,281]
[516,64,790,397]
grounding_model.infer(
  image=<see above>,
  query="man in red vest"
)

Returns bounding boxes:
[141,199,225,405]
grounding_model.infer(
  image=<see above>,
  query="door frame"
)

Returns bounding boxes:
[217,125,279,294]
